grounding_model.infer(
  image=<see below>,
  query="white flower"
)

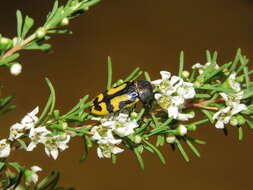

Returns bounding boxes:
[155,93,194,121]
[0,139,11,158]
[9,123,25,141]
[228,72,241,92]
[192,62,219,74]
[21,107,39,129]
[91,112,139,158]
[166,135,176,144]
[10,63,22,76]
[111,113,139,137]
[177,125,187,136]
[213,92,247,129]
[152,71,183,95]
[91,126,122,145]
[152,71,196,121]
[25,166,42,185]
[40,134,71,160]
[177,81,196,99]
[97,144,124,159]
[27,126,50,151]
[25,165,42,185]
[93,113,139,137]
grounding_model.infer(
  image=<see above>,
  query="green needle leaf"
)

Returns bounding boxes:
[124,67,140,82]
[22,16,34,38]
[45,78,56,115]
[143,140,166,164]
[238,126,243,141]
[246,120,253,130]
[107,56,112,89]
[111,154,117,164]
[144,71,151,81]
[229,48,241,72]
[184,138,200,158]
[178,50,184,77]
[133,147,145,170]
[16,10,23,38]
[175,140,190,162]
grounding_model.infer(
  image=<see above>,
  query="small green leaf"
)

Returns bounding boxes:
[16,139,27,149]
[45,78,56,116]
[22,16,34,38]
[195,94,211,99]
[131,71,143,81]
[107,56,112,89]
[16,10,23,38]
[9,162,23,172]
[23,42,51,51]
[206,50,212,63]
[229,48,241,72]
[124,67,140,82]
[133,147,144,170]
[144,71,151,81]
[37,170,60,190]
[136,108,145,121]
[175,140,190,162]
[144,140,166,164]
[199,84,236,94]
[0,162,5,171]
[178,50,184,77]
[201,110,214,124]
[238,126,243,141]
[184,138,200,157]
[246,120,253,130]
[111,154,117,164]
[0,53,20,65]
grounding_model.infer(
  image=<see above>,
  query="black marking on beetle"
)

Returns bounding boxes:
[119,100,134,110]
[93,97,102,111]
[105,99,114,113]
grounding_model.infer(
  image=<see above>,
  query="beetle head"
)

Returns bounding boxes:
[135,80,154,104]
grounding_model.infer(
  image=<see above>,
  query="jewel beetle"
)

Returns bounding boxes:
[90,80,154,115]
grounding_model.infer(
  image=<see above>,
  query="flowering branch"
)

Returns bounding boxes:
[0,0,100,75]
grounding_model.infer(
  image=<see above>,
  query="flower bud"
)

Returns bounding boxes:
[10,63,22,76]
[36,27,46,39]
[61,122,68,130]
[130,112,138,119]
[177,124,187,136]
[134,135,142,144]
[182,70,190,78]
[230,117,238,126]
[0,37,12,49]
[61,17,69,26]
[166,134,176,144]
[194,81,201,88]
[187,124,197,131]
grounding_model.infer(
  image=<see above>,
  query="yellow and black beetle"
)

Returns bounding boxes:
[90,80,154,115]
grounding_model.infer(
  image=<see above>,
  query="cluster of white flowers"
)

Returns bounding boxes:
[192,62,220,74]
[27,126,71,160]
[152,71,195,121]
[91,113,139,158]
[0,107,71,160]
[212,73,247,129]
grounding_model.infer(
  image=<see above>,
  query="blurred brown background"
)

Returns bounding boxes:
[0,0,253,189]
